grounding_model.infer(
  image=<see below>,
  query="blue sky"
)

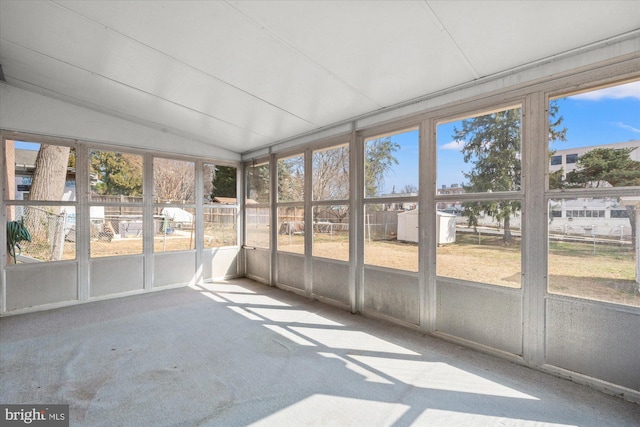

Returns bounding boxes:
[377,80,640,193]
[14,141,40,150]
[372,128,420,195]
[435,80,640,189]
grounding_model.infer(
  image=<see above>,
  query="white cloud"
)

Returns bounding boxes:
[569,81,640,101]
[440,140,465,151]
[616,122,640,133]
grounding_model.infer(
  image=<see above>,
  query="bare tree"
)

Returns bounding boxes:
[312,145,349,201]
[401,184,418,194]
[154,158,195,203]
[312,145,350,221]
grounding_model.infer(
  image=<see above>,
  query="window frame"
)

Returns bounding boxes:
[244,158,271,249]
[311,140,351,261]
[3,134,79,265]
[152,155,196,253]
[434,101,525,288]
[203,162,239,249]
[275,150,306,254]
[361,124,421,272]
[545,79,640,306]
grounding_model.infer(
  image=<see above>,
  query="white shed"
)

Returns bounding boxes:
[397,210,456,245]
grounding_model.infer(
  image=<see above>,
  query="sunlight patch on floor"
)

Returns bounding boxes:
[264,325,317,346]
[199,291,226,302]
[198,283,257,294]
[319,352,393,384]
[247,394,409,427]
[214,293,291,306]
[228,306,264,321]
[289,327,420,355]
[247,307,344,326]
[414,409,577,427]
[350,355,538,399]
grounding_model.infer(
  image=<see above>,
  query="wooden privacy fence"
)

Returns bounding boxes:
[91,195,143,218]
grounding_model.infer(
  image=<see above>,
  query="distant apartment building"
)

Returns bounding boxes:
[549,139,640,179]
[548,140,640,239]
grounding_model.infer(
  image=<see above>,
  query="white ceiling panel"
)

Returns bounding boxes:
[1,1,638,155]
[0,1,316,141]
[55,0,382,126]
[429,1,640,77]
[229,1,479,106]
[0,41,273,152]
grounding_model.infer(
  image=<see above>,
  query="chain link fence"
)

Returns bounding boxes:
[9,206,75,263]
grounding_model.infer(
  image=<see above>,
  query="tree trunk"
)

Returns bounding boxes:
[503,215,513,244]
[23,145,70,252]
[30,145,70,201]
[625,205,636,241]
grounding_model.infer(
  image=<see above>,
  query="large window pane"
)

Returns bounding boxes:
[365,128,418,198]
[277,206,304,254]
[278,154,304,202]
[90,150,142,201]
[88,149,144,258]
[153,157,195,253]
[548,198,639,306]
[153,158,195,204]
[364,204,418,272]
[90,206,143,258]
[312,205,349,261]
[6,205,76,263]
[203,163,238,248]
[436,200,522,288]
[313,144,349,201]
[204,206,237,248]
[154,207,195,252]
[437,106,522,193]
[246,162,269,204]
[246,206,270,248]
[549,80,640,190]
[204,163,237,203]
[245,160,269,248]
[5,140,76,202]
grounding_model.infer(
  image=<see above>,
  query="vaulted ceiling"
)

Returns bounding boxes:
[1,1,639,155]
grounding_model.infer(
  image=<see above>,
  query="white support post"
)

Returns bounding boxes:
[636,206,640,284]
[522,92,547,367]
[143,154,154,291]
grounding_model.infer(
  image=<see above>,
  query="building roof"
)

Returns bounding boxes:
[14,149,38,168]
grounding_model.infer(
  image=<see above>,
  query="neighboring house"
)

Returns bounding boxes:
[13,148,77,202]
[436,184,464,214]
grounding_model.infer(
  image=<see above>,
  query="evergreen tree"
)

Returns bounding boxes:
[90,151,143,196]
[454,103,566,243]
[365,137,400,197]
[565,147,640,239]
[565,147,640,188]
[211,166,237,199]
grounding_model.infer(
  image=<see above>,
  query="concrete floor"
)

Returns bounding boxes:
[1,278,639,426]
